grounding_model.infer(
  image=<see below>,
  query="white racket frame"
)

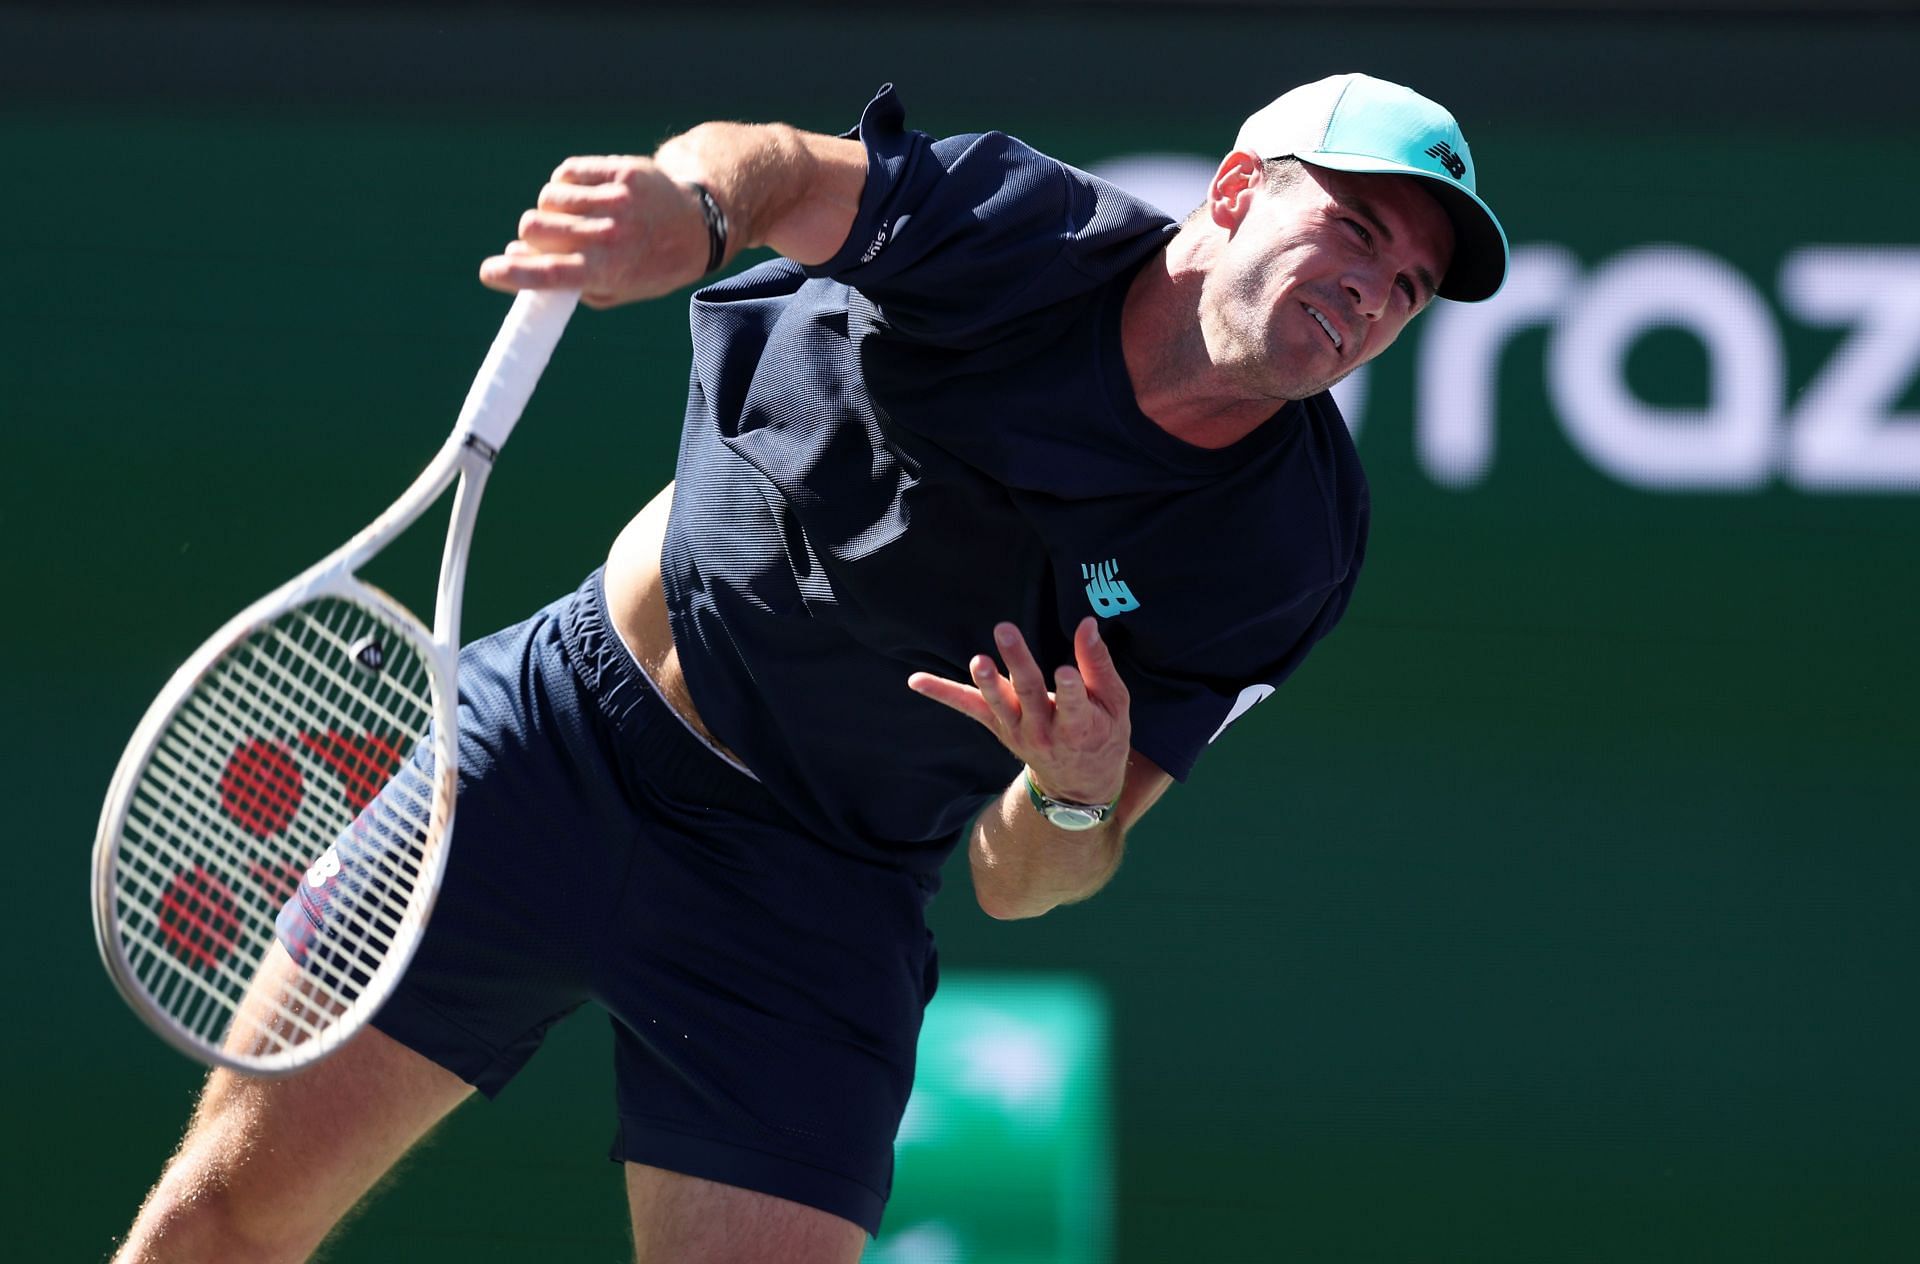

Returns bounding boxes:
[92,288,579,1074]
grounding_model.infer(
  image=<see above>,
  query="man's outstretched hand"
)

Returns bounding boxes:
[908,617,1130,806]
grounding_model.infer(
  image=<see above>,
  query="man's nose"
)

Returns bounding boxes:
[1344,268,1390,321]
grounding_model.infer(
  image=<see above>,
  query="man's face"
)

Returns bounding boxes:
[1198,159,1456,401]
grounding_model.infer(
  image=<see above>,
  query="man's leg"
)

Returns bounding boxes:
[626,1164,867,1264]
[114,946,474,1264]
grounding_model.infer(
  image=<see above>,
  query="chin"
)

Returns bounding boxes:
[1319,364,1360,392]
[1269,367,1345,401]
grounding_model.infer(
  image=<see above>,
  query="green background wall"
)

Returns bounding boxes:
[4,5,1916,1260]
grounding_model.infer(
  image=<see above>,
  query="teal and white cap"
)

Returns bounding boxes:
[1236,73,1509,302]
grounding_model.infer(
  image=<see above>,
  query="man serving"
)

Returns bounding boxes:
[117,72,1507,1263]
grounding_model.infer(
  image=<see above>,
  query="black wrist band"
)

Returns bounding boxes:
[691,182,728,275]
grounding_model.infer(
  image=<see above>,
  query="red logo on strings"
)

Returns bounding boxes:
[216,731,406,834]
[187,731,410,962]
[218,738,305,838]
[158,865,241,969]
[297,731,408,815]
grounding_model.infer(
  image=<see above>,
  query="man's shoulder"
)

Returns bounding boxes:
[928,129,1177,243]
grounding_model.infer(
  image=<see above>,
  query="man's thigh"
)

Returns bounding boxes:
[117,947,474,1263]
[626,1163,867,1264]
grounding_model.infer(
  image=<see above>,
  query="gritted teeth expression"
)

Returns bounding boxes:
[1303,302,1343,351]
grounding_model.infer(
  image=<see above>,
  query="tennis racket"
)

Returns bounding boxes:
[92,287,579,1075]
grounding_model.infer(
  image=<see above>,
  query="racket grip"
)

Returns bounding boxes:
[454,288,581,452]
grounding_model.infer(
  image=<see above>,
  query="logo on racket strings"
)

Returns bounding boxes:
[218,730,410,837]
[348,636,387,674]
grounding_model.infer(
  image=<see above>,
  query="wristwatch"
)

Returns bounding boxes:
[1024,767,1120,832]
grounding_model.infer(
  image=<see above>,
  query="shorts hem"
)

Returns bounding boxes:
[368,985,526,1100]
[609,1113,887,1238]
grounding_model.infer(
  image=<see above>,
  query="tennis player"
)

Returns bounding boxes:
[115,73,1507,1263]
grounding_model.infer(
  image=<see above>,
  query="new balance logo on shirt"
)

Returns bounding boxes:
[1082,559,1140,618]
[1074,558,1271,742]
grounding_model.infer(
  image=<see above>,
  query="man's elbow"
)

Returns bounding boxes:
[972,863,1117,920]
[974,886,1056,921]
[969,852,1065,920]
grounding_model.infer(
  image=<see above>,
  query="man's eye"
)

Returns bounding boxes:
[1398,276,1418,302]
[1346,218,1373,246]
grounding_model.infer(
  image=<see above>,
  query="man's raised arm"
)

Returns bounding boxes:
[479,123,867,307]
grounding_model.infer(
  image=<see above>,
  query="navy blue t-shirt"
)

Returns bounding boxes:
[662,86,1369,873]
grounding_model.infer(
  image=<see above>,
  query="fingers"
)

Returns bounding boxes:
[905,671,996,729]
[907,622,1125,745]
[551,154,634,184]
[518,208,617,250]
[537,179,627,215]
[993,623,1053,725]
[482,153,705,305]
[479,246,588,295]
[909,624,1128,810]
[1050,659,1093,736]
[971,651,1024,735]
[1072,616,1129,705]
[480,204,613,295]
[1052,622,1125,739]
[906,642,1032,740]
[913,624,1095,731]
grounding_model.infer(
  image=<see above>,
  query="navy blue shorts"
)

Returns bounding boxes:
[278,569,941,1235]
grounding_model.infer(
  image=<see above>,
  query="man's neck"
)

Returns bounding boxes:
[1120,240,1287,451]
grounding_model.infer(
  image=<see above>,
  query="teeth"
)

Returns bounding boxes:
[1306,305,1342,350]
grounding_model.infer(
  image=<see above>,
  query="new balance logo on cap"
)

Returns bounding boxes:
[1425,142,1466,180]
[1082,559,1140,618]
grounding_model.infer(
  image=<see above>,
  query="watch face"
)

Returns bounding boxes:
[1044,803,1106,831]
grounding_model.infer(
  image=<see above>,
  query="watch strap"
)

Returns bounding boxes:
[1023,766,1121,830]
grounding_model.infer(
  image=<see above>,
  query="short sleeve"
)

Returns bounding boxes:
[804,85,1166,344]
[1122,573,1359,783]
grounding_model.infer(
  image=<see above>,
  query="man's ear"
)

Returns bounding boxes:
[1208,150,1263,230]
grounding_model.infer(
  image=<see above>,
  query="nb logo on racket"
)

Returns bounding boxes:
[304,848,343,889]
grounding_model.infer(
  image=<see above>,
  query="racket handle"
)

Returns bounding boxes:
[454,288,581,452]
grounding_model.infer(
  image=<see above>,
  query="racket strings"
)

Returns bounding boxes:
[159,610,437,887]
[123,694,426,1040]
[113,595,449,1058]
[258,607,439,747]
[121,746,395,1034]
[130,613,426,947]
[140,676,426,1020]
[123,761,372,1039]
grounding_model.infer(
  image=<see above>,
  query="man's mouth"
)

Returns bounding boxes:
[1303,303,1343,352]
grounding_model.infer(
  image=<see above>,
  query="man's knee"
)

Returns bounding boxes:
[115,1029,472,1263]
[118,1119,315,1264]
